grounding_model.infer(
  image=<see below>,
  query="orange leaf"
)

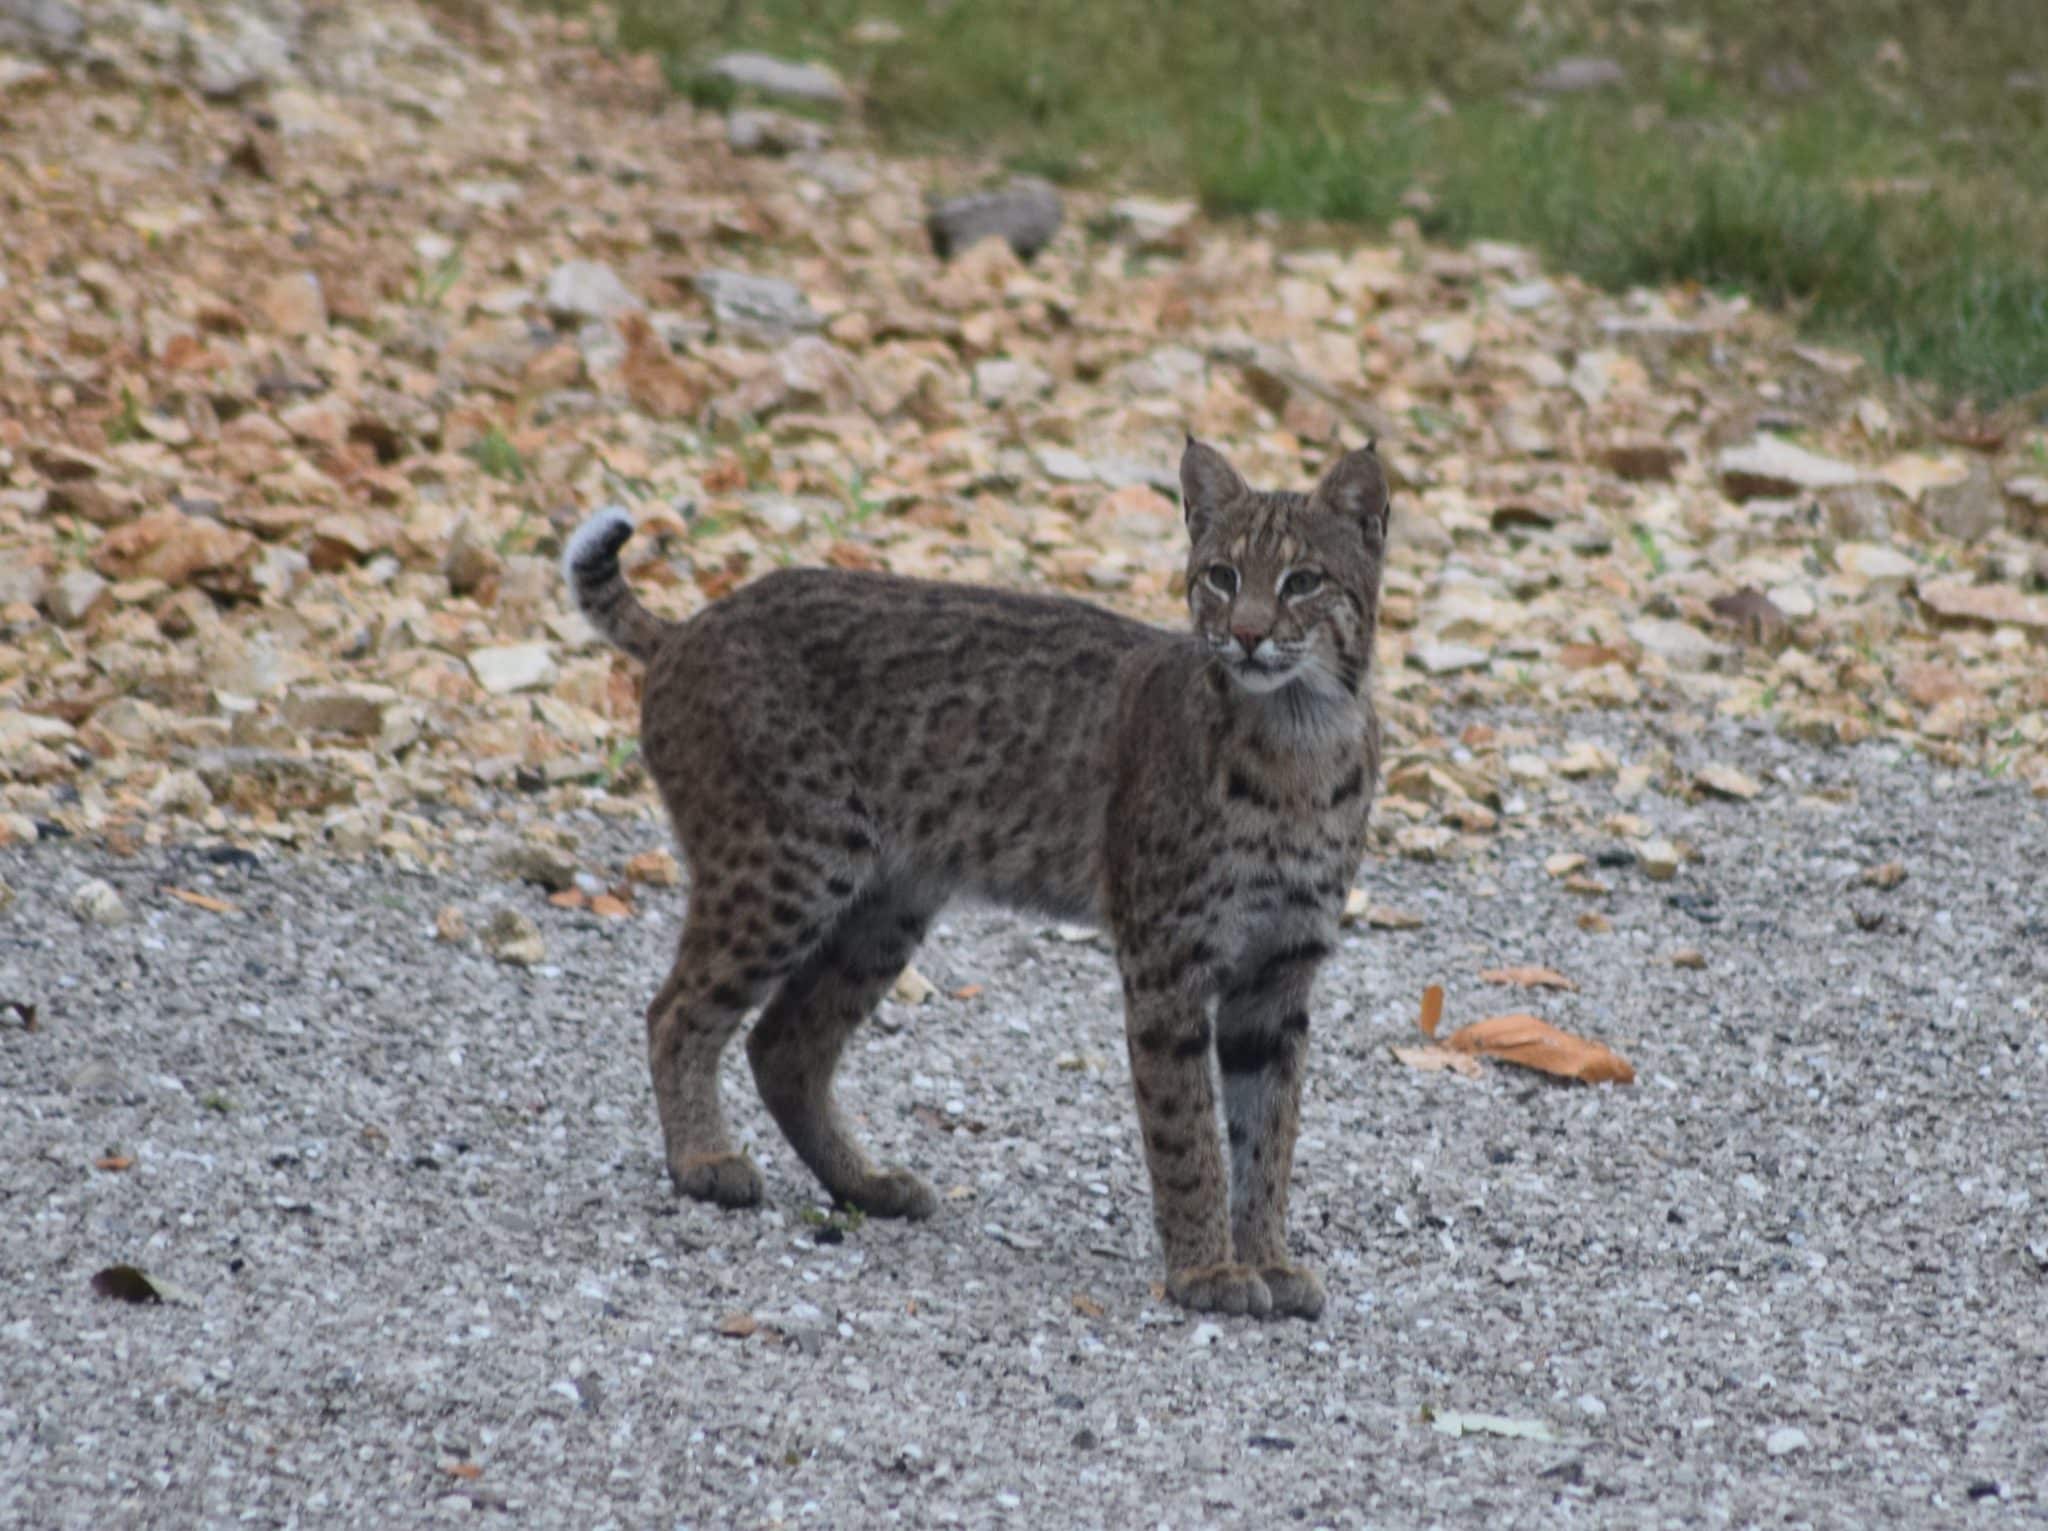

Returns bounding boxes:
[94,1154,134,1172]
[951,985,984,1001]
[547,889,587,910]
[165,887,238,915]
[442,1462,482,1481]
[1071,1292,1105,1319]
[1418,984,1445,1038]
[588,894,631,919]
[1440,1013,1635,1084]
[715,1311,758,1339]
[1479,965,1577,992]
[1389,1043,1480,1078]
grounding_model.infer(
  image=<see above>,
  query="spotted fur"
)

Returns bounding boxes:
[566,439,1390,1319]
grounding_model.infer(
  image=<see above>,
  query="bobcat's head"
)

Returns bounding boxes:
[1179,437,1390,704]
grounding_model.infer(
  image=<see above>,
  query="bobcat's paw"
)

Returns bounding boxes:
[1166,1263,1274,1318]
[1258,1263,1326,1321]
[840,1165,938,1221]
[672,1150,764,1208]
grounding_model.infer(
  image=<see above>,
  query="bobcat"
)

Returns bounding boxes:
[564,438,1389,1319]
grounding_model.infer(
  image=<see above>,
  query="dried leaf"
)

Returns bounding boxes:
[93,1155,134,1172]
[1440,1013,1635,1085]
[1425,1408,1559,1442]
[90,1264,195,1306]
[441,1462,483,1481]
[1367,904,1425,930]
[1479,965,1577,991]
[951,984,984,1000]
[164,887,238,915]
[588,894,631,919]
[715,1311,758,1339]
[1862,860,1907,890]
[1418,983,1445,1038]
[1390,1043,1481,1078]
[547,889,588,910]
[1071,1292,1105,1319]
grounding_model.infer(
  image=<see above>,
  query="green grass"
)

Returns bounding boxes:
[589,0,2048,406]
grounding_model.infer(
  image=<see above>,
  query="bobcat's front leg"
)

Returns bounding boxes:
[1217,936,1330,1320]
[1121,972,1272,1319]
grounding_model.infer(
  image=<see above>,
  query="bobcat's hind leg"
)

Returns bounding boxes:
[747,877,946,1220]
[648,846,873,1206]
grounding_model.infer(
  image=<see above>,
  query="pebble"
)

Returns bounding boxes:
[468,643,558,696]
[69,878,127,926]
[483,909,545,967]
[1638,838,1680,881]
[705,51,850,109]
[543,261,641,325]
[1765,1426,1809,1456]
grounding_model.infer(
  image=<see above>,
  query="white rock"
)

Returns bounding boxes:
[1037,447,1097,484]
[1626,618,1730,671]
[695,269,819,337]
[1765,1426,1809,1456]
[544,261,641,325]
[1409,640,1492,675]
[0,710,74,753]
[1833,542,1918,592]
[1188,1322,1223,1347]
[725,108,829,156]
[1718,436,1864,499]
[1110,196,1197,248]
[1639,839,1680,881]
[705,51,850,108]
[973,356,1053,407]
[468,643,558,695]
[69,878,127,926]
[46,569,106,625]
[483,909,545,967]
[147,768,212,816]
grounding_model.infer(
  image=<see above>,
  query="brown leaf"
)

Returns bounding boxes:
[951,984,984,1000]
[1390,1043,1481,1078]
[588,894,631,919]
[547,889,588,910]
[1367,904,1425,930]
[1418,983,1445,1039]
[1071,1293,1105,1319]
[1440,1013,1635,1084]
[89,1264,193,1305]
[1861,860,1907,890]
[442,1462,483,1481]
[1479,965,1578,992]
[165,887,238,915]
[715,1311,758,1339]
[94,1155,134,1172]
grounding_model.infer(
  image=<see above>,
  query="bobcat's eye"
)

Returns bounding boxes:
[1204,563,1240,598]
[1280,569,1324,599]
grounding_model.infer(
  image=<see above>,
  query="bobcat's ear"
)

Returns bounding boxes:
[1314,441,1391,546]
[1179,436,1247,541]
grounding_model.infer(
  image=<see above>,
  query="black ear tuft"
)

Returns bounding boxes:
[1179,437,1248,540]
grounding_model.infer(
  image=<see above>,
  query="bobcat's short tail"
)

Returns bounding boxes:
[562,506,670,664]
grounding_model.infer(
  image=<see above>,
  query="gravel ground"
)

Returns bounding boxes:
[4,713,2045,1529]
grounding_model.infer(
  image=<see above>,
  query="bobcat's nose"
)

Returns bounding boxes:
[1231,625,1268,653]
